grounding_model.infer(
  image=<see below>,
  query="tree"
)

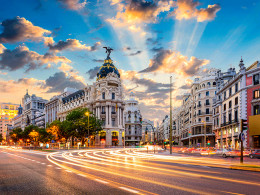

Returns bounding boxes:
[9,128,23,143]
[47,120,62,142]
[29,130,39,145]
[66,108,103,145]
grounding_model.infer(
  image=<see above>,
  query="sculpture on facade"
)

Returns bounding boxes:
[103,47,113,58]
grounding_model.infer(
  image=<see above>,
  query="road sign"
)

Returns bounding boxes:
[239,132,245,141]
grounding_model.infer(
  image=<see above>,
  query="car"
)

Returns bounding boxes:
[249,149,260,159]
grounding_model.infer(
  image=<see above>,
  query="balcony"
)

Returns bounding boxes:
[197,111,212,116]
[204,103,210,106]
[111,111,116,114]
[101,112,106,114]
[197,104,202,108]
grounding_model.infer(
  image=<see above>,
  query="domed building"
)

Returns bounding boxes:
[57,48,125,146]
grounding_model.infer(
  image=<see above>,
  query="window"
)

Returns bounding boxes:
[253,74,260,85]
[198,110,201,115]
[207,82,211,86]
[229,100,232,108]
[102,92,105,99]
[198,118,201,122]
[112,93,115,100]
[112,118,115,126]
[253,90,260,99]
[234,110,238,122]
[102,118,106,126]
[206,99,210,105]
[229,113,232,122]
[229,88,232,96]
[206,91,209,96]
[206,108,210,114]
[102,106,105,113]
[213,82,216,86]
[253,105,260,115]
[224,91,226,100]
[198,93,201,98]
[235,97,238,105]
[235,83,238,92]
[111,106,115,113]
[198,101,201,107]
[224,104,226,111]
[206,117,209,122]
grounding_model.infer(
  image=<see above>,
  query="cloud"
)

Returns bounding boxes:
[139,49,209,76]
[45,72,85,93]
[128,50,142,56]
[57,0,87,11]
[88,23,104,33]
[175,95,183,100]
[58,63,85,82]
[47,39,101,52]
[92,59,104,63]
[0,16,51,43]
[86,66,100,80]
[0,44,5,54]
[0,71,7,75]
[173,0,221,22]
[0,45,71,72]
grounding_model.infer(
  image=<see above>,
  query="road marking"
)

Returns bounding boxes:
[55,167,61,169]
[119,187,139,193]
[31,160,35,161]
[95,179,108,184]
[47,165,52,167]
[41,163,45,165]
[36,161,41,163]
[65,170,72,172]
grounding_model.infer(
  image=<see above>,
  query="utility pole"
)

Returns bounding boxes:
[170,76,173,154]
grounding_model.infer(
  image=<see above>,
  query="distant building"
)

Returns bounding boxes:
[0,103,19,140]
[22,90,48,129]
[13,104,23,129]
[124,92,142,146]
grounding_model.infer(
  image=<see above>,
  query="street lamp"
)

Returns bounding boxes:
[201,120,206,148]
[85,111,90,146]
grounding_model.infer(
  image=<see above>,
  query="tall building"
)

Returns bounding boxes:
[13,104,23,129]
[22,91,48,129]
[213,60,247,149]
[124,92,142,146]
[56,50,125,146]
[0,103,19,140]
[245,61,260,148]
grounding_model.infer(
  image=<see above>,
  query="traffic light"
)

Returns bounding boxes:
[241,119,248,131]
[207,140,210,145]
[140,117,142,124]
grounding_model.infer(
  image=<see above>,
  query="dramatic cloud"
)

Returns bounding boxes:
[0,16,51,43]
[58,63,85,82]
[47,39,101,52]
[139,49,209,76]
[173,0,221,22]
[0,44,5,54]
[0,45,71,72]
[86,66,100,80]
[45,72,85,93]
[121,0,174,23]
[57,0,87,11]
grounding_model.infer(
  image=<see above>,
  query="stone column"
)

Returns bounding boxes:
[119,130,122,146]
[106,106,109,126]
[118,106,120,126]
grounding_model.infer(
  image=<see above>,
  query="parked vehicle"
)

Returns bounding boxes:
[249,149,260,159]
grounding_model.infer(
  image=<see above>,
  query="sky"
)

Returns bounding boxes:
[1,0,260,124]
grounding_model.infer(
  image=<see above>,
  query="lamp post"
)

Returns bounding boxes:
[85,111,90,147]
[201,120,206,148]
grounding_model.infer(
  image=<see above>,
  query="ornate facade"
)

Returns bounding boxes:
[56,54,125,146]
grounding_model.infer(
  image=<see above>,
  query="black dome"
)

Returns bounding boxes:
[97,57,120,80]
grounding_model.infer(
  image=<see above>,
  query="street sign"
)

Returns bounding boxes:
[239,132,245,141]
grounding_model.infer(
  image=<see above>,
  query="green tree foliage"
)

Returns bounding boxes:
[9,128,23,143]
[66,108,103,145]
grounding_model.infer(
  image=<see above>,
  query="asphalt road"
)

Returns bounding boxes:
[0,147,259,195]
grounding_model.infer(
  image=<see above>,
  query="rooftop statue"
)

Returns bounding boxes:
[103,47,113,58]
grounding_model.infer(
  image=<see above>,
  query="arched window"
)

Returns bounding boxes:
[202,83,205,88]
[207,82,211,86]
[213,82,216,86]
